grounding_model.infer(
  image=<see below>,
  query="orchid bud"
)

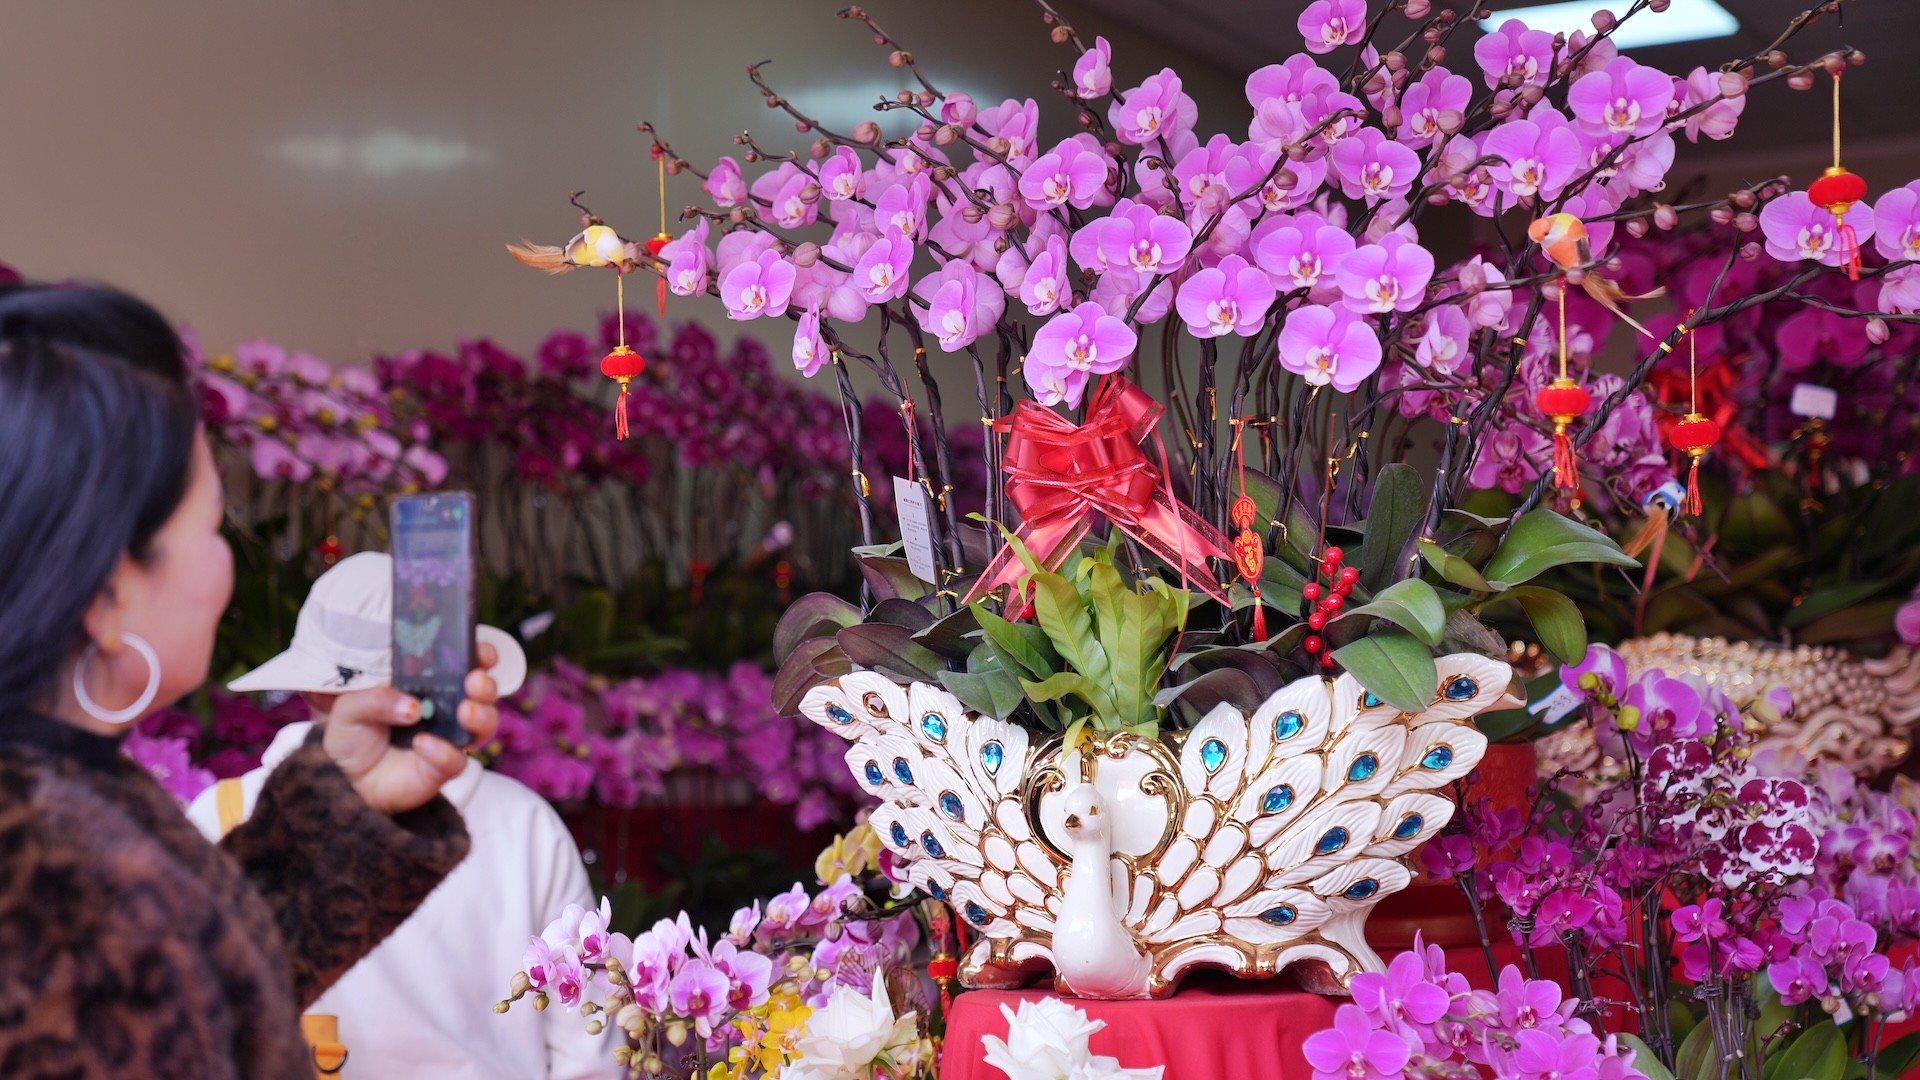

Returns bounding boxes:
[1439,109,1465,134]
[1427,45,1446,65]
[1740,241,1762,262]
[1051,24,1072,44]
[617,1004,644,1032]
[1850,49,1865,67]
[493,1000,510,1013]
[1385,50,1407,71]
[1427,191,1450,206]
[993,234,1013,253]
[888,49,910,67]
[728,207,749,224]
[665,1022,688,1047]
[1719,71,1748,98]
[896,90,914,105]
[792,242,821,268]
[1710,205,1734,225]
[1625,218,1648,238]
[942,92,978,126]
[1731,189,1756,209]
[1286,142,1311,161]
[1766,50,1788,69]
[1423,27,1443,43]
[787,954,811,976]
[1489,98,1513,120]
[1363,72,1387,97]
[916,90,935,108]
[1824,54,1847,76]
[854,121,882,144]
[613,1046,633,1067]
[933,124,959,146]
[1591,8,1615,30]
[1519,84,1544,107]
[532,992,549,1012]
[1078,110,1096,128]
[1734,212,1758,233]
[1383,106,1403,130]
[1649,0,1669,10]
[932,164,958,181]
[801,182,822,203]
[987,136,1012,157]
[665,158,684,175]
[1654,204,1678,230]
[1869,317,1892,345]
[642,1056,665,1075]
[586,1020,604,1036]
[815,968,833,983]
[1788,71,1815,91]
[1273,168,1299,191]
[917,121,935,139]
[1405,0,1431,18]
[794,120,812,133]
[960,203,985,224]
[510,972,532,997]
[987,203,1020,230]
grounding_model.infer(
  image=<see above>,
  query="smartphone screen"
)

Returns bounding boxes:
[390,492,475,747]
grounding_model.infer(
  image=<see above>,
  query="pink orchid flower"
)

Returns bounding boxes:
[1253,212,1355,296]
[817,145,866,202]
[704,156,746,207]
[1026,301,1137,407]
[1483,113,1584,201]
[1279,305,1381,392]
[1018,235,1071,316]
[1873,183,1920,262]
[1473,19,1555,91]
[1108,67,1197,147]
[1297,0,1366,55]
[1397,69,1470,145]
[1329,127,1421,203]
[1759,190,1875,268]
[1098,200,1194,275]
[916,260,1005,352]
[793,303,828,378]
[1073,37,1113,99]
[719,249,796,321]
[1019,142,1109,211]
[1568,56,1675,138]
[661,219,713,298]
[874,175,932,241]
[852,235,914,302]
[1677,66,1747,143]
[1338,234,1434,315]
[1176,254,1277,338]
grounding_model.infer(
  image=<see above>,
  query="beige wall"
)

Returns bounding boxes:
[0,0,1245,365]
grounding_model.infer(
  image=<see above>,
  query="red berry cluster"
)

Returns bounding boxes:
[1300,546,1360,670]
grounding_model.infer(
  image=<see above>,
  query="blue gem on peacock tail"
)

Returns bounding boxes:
[1274,710,1305,741]
[1422,745,1455,770]
[1261,785,1295,814]
[965,902,990,926]
[1347,754,1378,782]
[1343,879,1380,900]
[1361,691,1383,709]
[863,761,886,787]
[929,883,948,901]
[981,741,1004,775]
[921,831,947,858]
[1200,738,1228,774]
[1394,813,1425,839]
[1258,905,1298,926]
[939,791,965,820]
[1444,676,1479,701]
[890,822,909,848]
[1316,827,1349,855]
[826,703,854,724]
[920,712,949,743]
[892,757,915,784]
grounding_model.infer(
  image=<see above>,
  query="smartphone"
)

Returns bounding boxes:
[390,491,476,747]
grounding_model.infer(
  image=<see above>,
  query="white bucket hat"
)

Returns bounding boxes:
[228,551,527,698]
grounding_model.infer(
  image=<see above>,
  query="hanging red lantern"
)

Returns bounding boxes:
[1668,413,1721,516]
[1535,378,1592,491]
[600,344,646,440]
[645,233,672,317]
[1810,71,1869,280]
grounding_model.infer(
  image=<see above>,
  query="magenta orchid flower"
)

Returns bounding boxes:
[1026,301,1137,407]
[1455,254,1513,328]
[1338,234,1434,314]
[1019,235,1071,316]
[1297,0,1365,54]
[709,940,774,1011]
[1172,133,1241,212]
[1303,1004,1411,1080]
[818,145,866,202]
[1279,305,1382,392]
[704,156,746,207]
[1415,305,1472,374]
[1019,143,1109,211]
[1474,19,1556,90]
[874,175,932,241]
[1228,149,1329,216]
[1398,69,1471,145]
[1176,255,1277,338]
[667,957,730,1037]
[852,235,913,302]
[916,260,1005,352]
[977,97,1040,164]
[1568,56,1675,138]
[1098,201,1194,275]
[1483,114,1584,201]
[1873,183,1920,262]
[940,91,978,126]
[1677,66,1747,142]
[1777,307,1871,372]
[1073,36,1113,99]
[719,250,796,321]
[1759,190,1876,267]
[1769,954,1831,1006]
[1514,1029,1605,1080]
[1469,426,1547,492]
[662,219,713,298]
[752,162,820,229]
[758,883,810,939]
[1108,68,1197,147]
[1253,213,1355,296]
[1329,128,1421,203]
[1349,950,1449,1040]
[793,303,828,378]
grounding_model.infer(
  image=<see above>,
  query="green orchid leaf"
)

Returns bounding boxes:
[1872,1033,1920,1080]
[1420,539,1494,592]
[867,597,936,631]
[1764,1020,1843,1080]
[857,554,931,602]
[912,606,981,661]
[1781,580,1891,629]
[1332,630,1436,713]
[1674,1018,1718,1080]
[1021,671,1117,723]
[1343,577,1447,646]
[773,592,863,662]
[1482,510,1639,589]
[1091,562,1174,730]
[1029,568,1113,692]
[835,624,944,683]
[1617,1036,1675,1080]
[1360,463,1427,592]
[1796,598,1904,646]
[940,665,1027,720]
[771,637,851,714]
[1492,585,1588,666]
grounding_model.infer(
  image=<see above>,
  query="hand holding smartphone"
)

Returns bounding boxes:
[389,492,476,748]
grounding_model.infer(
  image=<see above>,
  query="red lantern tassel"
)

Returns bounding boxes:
[656,276,668,318]
[1250,591,1267,642]
[1837,218,1862,281]
[1684,457,1702,516]
[1552,428,1578,490]
[614,381,631,441]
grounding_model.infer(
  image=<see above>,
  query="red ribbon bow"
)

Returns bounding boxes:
[964,375,1230,605]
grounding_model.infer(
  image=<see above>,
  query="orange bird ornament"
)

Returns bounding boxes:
[506,198,640,275]
[1528,213,1664,338]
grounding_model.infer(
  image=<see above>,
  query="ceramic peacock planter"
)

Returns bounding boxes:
[799,652,1515,999]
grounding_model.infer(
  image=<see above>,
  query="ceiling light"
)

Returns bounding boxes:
[1479,0,1738,49]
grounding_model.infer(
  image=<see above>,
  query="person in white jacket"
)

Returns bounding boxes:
[186,552,618,1080]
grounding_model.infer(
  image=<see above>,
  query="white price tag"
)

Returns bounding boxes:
[893,476,941,585]
[1789,383,1838,420]
[1528,683,1583,727]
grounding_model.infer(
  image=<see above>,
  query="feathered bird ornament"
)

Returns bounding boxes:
[1528,213,1664,338]
[506,194,640,275]
[800,653,1515,998]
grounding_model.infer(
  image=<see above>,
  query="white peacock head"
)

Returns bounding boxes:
[1061,784,1110,843]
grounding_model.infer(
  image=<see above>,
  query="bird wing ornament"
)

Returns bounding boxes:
[1528,213,1665,338]
[799,652,1514,999]
[506,222,640,275]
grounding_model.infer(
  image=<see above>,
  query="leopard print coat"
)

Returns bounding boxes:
[0,714,470,1079]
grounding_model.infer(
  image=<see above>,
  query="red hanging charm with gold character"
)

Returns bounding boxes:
[1229,419,1267,641]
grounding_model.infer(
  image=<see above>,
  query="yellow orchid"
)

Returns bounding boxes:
[815,822,883,884]
[752,1002,813,1072]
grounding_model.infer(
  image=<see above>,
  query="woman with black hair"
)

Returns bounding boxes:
[0,282,500,1078]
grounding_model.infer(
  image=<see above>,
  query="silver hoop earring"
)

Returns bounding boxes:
[73,632,162,726]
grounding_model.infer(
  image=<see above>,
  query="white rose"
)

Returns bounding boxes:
[785,972,917,1080]
[983,998,1134,1080]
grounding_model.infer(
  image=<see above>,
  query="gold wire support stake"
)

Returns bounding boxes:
[1833,68,1843,170]
[615,272,625,348]
[1556,283,1568,381]
[657,156,669,237]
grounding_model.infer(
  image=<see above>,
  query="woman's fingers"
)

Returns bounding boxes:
[409,732,468,779]
[476,640,498,671]
[333,687,416,729]
[464,666,498,706]
[457,698,500,744]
